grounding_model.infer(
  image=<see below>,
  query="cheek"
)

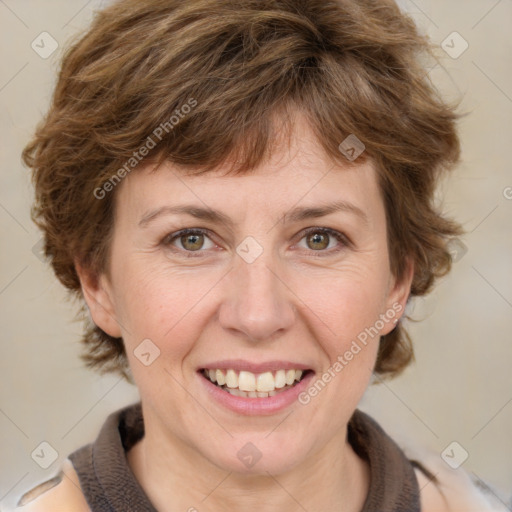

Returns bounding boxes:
[299,264,391,342]
[293,263,392,403]
[114,266,219,401]
[294,271,389,414]
[112,260,223,353]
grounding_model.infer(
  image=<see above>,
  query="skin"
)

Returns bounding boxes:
[75,114,415,512]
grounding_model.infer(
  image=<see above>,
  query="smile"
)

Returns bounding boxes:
[201,368,311,398]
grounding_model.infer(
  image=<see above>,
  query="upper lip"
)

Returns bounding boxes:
[198,359,313,374]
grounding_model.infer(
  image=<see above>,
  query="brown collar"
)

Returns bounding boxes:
[68,402,420,511]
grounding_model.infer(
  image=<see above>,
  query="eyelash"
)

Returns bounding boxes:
[161,227,350,258]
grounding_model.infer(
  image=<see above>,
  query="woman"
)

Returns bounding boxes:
[17,0,506,510]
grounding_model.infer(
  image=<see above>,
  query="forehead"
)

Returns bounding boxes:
[114,116,383,228]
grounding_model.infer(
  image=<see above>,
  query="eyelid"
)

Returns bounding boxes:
[294,226,351,252]
[162,228,218,254]
[162,226,350,256]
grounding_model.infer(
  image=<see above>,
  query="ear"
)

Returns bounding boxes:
[75,260,122,338]
[380,258,414,336]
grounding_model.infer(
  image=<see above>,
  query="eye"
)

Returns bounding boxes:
[162,228,216,255]
[162,226,350,258]
[296,227,349,254]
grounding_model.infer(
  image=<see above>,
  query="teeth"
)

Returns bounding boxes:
[225,369,238,389]
[238,371,256,392]
[203,367,308,395]
[274,370,286,389]
[285,369,296,385]
[216,369,226,386]
[256,371,275,392]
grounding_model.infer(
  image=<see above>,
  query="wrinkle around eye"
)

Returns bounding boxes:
[157,227,355,262]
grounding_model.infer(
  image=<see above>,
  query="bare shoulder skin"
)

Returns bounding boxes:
[16,459,90,512]
[415,460,507,512]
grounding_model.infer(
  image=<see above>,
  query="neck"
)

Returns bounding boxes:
[127,406,370,512]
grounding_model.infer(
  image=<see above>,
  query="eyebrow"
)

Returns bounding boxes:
[138,200,369,228]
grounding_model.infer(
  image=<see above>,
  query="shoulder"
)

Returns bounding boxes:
[16,459,90,512]
[351,411,507,511]
[410,450,508,512]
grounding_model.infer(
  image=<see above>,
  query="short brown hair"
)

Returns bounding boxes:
[22,0,463,380]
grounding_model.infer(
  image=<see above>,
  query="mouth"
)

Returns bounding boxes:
[199,368,314,398]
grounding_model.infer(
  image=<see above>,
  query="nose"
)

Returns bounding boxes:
[218,251,296,342]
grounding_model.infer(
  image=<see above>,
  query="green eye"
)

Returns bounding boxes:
[179,232,206,251]
[163,226,349,259]
[298,227,348,254]
[164,229,215,255]
[305,232,330,250]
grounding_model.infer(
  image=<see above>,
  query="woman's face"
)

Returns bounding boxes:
[82,116,412,475]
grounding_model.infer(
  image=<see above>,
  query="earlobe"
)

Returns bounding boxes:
[74,261,122,338]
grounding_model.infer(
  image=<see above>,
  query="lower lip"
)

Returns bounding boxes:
[198,371,315,416]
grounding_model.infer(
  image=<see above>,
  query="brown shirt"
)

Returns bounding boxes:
[65,402,421,511]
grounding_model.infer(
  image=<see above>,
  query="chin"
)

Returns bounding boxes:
[201,433,311,476]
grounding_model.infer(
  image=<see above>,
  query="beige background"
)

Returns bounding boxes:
[1,0,511,509]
